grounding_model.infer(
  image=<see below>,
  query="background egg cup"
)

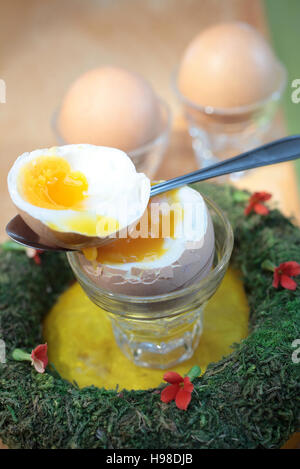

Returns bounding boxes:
[67,195,233,369]
[52,98,172,180]
[172,64,287,179]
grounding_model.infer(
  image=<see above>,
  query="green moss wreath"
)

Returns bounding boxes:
[0,183,299,449]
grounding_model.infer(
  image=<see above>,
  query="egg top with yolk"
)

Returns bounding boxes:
[19,155,89,210]
[8,145,151,245]
[17,155,119,237]
[78,186,215,296]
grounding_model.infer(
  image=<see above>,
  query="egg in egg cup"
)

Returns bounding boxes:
[53,66,172,178]
[173,22,287,176]
[67,194,233,369]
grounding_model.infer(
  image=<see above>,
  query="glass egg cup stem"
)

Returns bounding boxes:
[172,64,287,177]
[109,304,205,369]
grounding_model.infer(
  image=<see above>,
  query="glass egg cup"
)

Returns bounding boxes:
[172,64,287,179]
[67,195,234,369]
[52,98,172,179]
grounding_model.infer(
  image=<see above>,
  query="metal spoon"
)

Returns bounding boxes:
[6,135,300,252]
[151,134,300,197]
[6,215,73,252]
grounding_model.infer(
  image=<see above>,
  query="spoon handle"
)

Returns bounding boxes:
[150,135,300,197]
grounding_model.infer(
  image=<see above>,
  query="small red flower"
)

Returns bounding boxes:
[31,344,48,373]
[160,371,194,410]
[33,252,42,265]
[244,192,272,216]
[26,248,43,265]
[273,261,300,291]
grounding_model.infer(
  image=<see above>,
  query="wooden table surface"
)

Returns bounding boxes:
[0,0,299,450]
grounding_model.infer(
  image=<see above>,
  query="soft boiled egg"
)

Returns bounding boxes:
[78,186,215,296]
[8,145,151,249]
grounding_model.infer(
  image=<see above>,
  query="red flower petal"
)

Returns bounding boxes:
[31,344,48,368]
[244,202,254,215]
[175,388,192,410]
[272,269,280,288]
[280,262,300,277]
[249,194,259,204]
[251,192,271,203]
[32,358,46,373]
[34,254,41,265]
[280,274,297,291]
[161,384,180,403]
[253,203,269,215]
[257,192,272,202]
[245,192,272,216]
[163,371,183,384]
[183,377,194,393]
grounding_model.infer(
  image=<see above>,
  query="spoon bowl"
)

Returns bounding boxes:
[6,215,73,252]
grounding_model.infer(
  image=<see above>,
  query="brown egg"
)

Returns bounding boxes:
[76,187,215,296]
[58,66,162,151]
[178,22,282,108]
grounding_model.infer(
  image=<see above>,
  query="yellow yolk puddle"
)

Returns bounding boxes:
[19,156,88,210]
[18,155,119,236]
[48,215,120,237]
[83,191,182,264]
[43,268,249,390]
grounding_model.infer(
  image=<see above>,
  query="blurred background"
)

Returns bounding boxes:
[1,0,300,239]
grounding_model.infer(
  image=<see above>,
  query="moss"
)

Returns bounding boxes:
[0,183,299,449]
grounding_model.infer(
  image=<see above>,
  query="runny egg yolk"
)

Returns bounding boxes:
[18,155,119,237]
[83,191,182,264]
[19,156,88,210]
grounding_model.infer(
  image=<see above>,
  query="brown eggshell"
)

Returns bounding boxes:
[77,211,215,296]
[178,22,282,108]
[58,66,162,151]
